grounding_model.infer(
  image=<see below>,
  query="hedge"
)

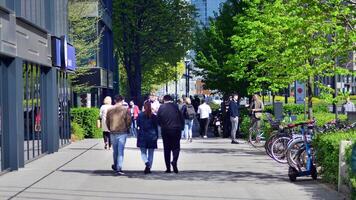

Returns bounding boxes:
[265,103,329,115]
[295,113,347,127]
[71,122,85,140]
[313,131,356,186]
[71,107,102,138]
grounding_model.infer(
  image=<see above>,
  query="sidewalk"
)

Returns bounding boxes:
[0,138,345,200]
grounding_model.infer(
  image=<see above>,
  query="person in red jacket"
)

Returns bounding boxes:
[128,100,140,137]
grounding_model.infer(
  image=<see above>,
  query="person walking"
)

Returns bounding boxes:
[181,97,196,142]
[177,98,185,139]
[100,96,113,149]
[229,94,240,144]
[106,95,131,175]
[128,100,140,137]
[197,99,211,139]
[250,94,264,131]
[157,95,184,173]
[342,97,356,114]
[137,101,159,174]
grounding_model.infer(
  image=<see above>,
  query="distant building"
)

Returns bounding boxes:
[191,0,226,26]
[74,0,117,108]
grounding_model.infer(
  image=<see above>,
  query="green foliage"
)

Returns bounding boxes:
[193,0,249,96]
[295,113,346,127]
[264,103,329,116]
[113,0,196,99]
[313,131,356,185]
[71,108,101,138]
[71,122,85,140]
[68,0,102,93]
[208,102,221,112]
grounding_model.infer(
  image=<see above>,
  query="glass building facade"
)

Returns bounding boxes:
[0,0,72,173]
[191,0,226,26]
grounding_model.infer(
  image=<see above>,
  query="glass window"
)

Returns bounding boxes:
[23,62,43,162]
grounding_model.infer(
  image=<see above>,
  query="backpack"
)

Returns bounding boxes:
[185,105,196,120]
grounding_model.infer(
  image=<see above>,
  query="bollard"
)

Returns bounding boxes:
[338,141,352,194]
[273,102,283,120]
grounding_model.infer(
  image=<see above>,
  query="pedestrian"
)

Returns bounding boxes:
[229,94,240,144]
[197,99,212,138]
[181,97,196,142]
[250,94,264,130]
[137,101,159,174]
[106,95,131,175]
[177,98,185,139]
[342,97,356,114]
[157,95,184,173]
[128,100,140,137]
[147,92,160,115]
[100,96,112,150]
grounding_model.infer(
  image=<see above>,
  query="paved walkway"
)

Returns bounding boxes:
[0,138,345,200]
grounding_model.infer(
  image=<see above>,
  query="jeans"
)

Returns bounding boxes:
[130,119,137,137]
[140,148,155,168]
[110,133,128,171]
[184,119,194,139]
[230,116,239,141]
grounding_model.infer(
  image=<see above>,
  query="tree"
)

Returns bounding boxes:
[113,0,196,102]
[68,0,102,93]
[193,0,249,97]
[229,0,355,119]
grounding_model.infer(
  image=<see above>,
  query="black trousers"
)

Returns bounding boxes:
[199,118,209,137]
[161,128,181,170]
[103,131,111,147]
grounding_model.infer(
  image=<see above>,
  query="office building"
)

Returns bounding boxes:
[0,0,75,172]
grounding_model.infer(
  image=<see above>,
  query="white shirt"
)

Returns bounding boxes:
[198,103,212,119]
[151,100,161,115]
[99,104,112,132]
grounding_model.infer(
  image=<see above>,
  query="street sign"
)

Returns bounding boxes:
[295,81,305,104]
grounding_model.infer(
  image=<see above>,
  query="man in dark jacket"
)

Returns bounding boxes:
[229,94,240,144]
[157,95,184,173]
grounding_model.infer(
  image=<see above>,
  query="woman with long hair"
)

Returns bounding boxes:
[137,101,159,174]
[99,96,113,149]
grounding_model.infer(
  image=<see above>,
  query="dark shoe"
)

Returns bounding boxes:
[104,144,108,150]
[144,162,150,174]
[117,170,125,175]
[111,164,117,172]
[171,162,178,174]
[231,140,240,144]
[165,169,172,173]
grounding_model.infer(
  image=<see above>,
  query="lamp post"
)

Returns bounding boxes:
[185,60,190,97]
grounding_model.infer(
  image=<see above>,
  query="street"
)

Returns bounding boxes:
[0,138,345,200]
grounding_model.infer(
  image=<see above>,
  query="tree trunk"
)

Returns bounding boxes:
[307,76,313,120]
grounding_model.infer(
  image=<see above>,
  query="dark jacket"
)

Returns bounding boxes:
[157,103,184,130]
[229,100,240,118]
[137,113,158,149]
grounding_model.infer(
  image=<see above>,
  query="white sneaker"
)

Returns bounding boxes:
[203,136,208,139]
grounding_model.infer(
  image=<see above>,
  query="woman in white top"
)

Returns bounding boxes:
[100,96,113,149]
[197,99,212,138]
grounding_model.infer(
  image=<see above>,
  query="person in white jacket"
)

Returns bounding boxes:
[100,96,113,149]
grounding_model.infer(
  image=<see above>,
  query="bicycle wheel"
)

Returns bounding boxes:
[249,128,266,148]
[271,136,290,164]
[286,139,304,170]
[264,131,278,158]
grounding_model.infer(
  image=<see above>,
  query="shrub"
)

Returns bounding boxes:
[295,113,347,127]
[71,107,102,138]
[71,122,85,140]
[209,103,221,112]
[264,103,328,116]
[313,131,356,185]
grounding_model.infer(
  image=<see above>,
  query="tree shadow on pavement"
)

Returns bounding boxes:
[58,169,288,183]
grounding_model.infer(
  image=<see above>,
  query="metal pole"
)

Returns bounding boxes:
[175,65,177,102]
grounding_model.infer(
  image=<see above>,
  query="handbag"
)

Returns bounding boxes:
[254,112,262,119]
[96,119,101,128]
